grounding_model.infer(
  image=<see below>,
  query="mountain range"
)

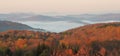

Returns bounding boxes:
[0,13,120,24]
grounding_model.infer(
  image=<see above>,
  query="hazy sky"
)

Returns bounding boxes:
[0,0,120,15]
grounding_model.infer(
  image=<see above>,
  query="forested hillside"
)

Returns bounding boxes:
[0,22,120,56]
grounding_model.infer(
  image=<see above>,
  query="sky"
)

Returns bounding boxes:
[0,0,120,15]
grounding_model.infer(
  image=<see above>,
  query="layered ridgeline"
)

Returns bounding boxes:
[0,13,120,23]
[0,22,120,56]
[0,21,46,32]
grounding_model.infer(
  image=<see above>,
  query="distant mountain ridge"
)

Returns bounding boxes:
[0,13,120,24]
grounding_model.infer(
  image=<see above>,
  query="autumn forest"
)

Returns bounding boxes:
[0,22,120,56]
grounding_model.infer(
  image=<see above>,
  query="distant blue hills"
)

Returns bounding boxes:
[0,13,120,24]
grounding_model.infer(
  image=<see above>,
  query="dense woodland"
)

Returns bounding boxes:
[0,22,120,56]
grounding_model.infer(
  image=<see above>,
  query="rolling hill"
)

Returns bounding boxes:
[0,21,33,32]
[0,21,46,32]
